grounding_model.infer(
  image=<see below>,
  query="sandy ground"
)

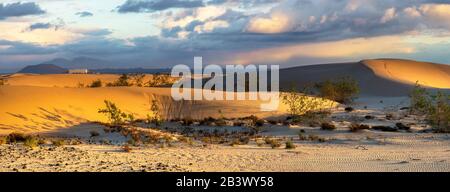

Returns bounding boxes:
[1,131,449,172]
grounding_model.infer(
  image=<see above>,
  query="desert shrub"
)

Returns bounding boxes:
[428,92,450,132]
[409,84,450,132]
[147,74,173,87]
[6,132,27,143]
[24,136,39,149]
[409,82,432,115]
[52,139,65,147]
[321,122,336,130]
[282,87,330,117]
[349,123,370,132]
[107,74,130,87]
[129,73,145,87]
[270,140,281,149]
[316,77,360,104]
[98,100,134,126]
[90,131,100,137]
[89,79,103,88]
[148,99,163,126]
[285,140,296,149]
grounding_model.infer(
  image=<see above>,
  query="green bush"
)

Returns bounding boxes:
[428,92,450,132]
[282,87,326,117]
[409,82,432,114]
[24,136,39,149]
[285,140,296,149]
[409,83,450,132]
[98,100,134,126]
[316,77,360,104]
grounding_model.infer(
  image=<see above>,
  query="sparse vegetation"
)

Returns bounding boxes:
[129,73,146,87]
[147,74,173,87]
[409,83,450,132]
[98,100,134,126]
[285,140,296,149]
[89,79,103,88]
[316,77,360,104]
[24,136,39,149]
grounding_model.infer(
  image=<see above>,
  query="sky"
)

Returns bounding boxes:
[0,0,450,72]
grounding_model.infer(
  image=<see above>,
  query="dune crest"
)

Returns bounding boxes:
[362,59,450,89]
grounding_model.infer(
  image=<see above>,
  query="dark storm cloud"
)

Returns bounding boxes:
[117,0,204,13]
[76,11,93,17]
[0,2,45,20]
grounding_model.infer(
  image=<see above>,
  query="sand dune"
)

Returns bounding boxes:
[280,59,450,96]
[363,59,450,89]
[0,85,293,134]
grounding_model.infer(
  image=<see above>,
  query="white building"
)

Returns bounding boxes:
[68,69,89,74]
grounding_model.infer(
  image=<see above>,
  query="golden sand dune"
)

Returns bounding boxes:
[363,59,450,89]
[0,84,296,134]
[280,59,450,96]
[6,74,134,88]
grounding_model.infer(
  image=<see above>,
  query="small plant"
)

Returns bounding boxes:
[149,99,163,126]
[90,131,100,137]
[24,136,39,149]
[316,77,360,104]
[98,100,133,126]
[89,79,103,88]
[321,122,336,130]
[409,82,432,115]
[285,140,296,149]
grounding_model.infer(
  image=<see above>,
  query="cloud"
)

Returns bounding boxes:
[76,11,93,17]
[0,2,45,20]
[117,0,204,13]
[81,29,112,36]
[246,12,291,33]
[28,22,52,31]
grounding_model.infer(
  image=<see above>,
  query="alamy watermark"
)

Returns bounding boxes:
[171,57,280,111]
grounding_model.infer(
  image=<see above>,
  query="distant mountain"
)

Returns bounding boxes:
[91,68,171,74]
[43,57,110,69]
[18,64,67,74]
